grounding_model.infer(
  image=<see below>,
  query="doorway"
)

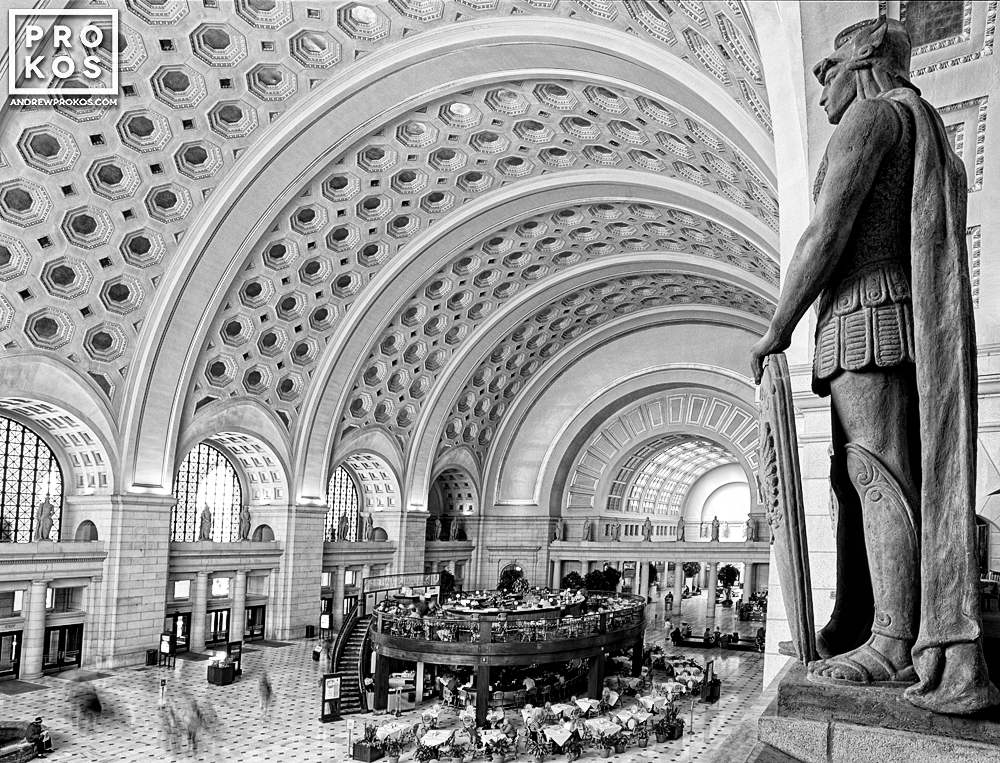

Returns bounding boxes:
[245,606,265,641]
[0,631,20,679]
[206,609,230,648]
[42,623,83,674]
[164,612,191,653]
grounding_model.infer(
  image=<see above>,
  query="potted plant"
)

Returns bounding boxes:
[524,735,548,762]
[634,725,649,748]
[562,735,583,762]
[382,730,413,763]
[353,722,384,761]
[364,677,375,709]
[653,715,670,743]
[413,742,440,763]
[445,740,469,763]
[485,736,511,763]
[596,729,618,758]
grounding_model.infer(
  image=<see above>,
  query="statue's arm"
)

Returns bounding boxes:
[750,99,900,382]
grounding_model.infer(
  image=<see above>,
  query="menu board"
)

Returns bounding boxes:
[324,675,341,700]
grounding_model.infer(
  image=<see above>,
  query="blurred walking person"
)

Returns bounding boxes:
[259,670,274,721]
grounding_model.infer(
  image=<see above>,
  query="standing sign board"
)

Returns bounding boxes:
[321,673,342,722]
[159,632,176,667]
[226,641,243,676]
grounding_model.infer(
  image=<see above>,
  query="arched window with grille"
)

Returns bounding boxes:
[326,465,360,542]
[171,442,242,542]
[0,415,63,542]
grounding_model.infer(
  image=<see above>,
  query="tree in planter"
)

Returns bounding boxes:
[682,561,701,590]
[561,570,585,590]
[717,564,739,601]
[440,568,456,600]
[497,565,525,592]
[583,569,607,591]
[603,566,622,591]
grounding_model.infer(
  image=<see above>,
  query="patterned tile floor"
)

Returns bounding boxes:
[0,594,765,762]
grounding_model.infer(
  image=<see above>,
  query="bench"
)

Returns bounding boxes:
[0,724,36,763]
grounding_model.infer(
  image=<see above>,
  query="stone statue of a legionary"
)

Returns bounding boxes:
[751,17,998,713]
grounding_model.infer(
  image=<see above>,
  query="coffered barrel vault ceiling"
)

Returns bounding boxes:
[0,0,778,494]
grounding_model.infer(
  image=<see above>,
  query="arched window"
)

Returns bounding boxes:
[171,442,242,542]
[0,415,63,542]
[326,465,360,541]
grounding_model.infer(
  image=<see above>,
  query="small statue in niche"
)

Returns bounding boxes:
[455,517,466,541]
[238,505,251,542]
[552,517,564,542]
[363,513,374,542]
[34,497,54,541]
[198,504,213,541]
[745,517,756,543]
[642,517,653,542]
[337,512,349,543]
[677,520,686,542]
[612,519,622,542]
[711,516,720,542]
[448,515,459,541]
[581,517,593,542]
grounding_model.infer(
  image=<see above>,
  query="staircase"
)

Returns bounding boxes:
[334,611,371,714]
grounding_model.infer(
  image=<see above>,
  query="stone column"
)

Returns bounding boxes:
[231,570,247,641]
[742,563,753,603]
[332,565,345,631]
[20,579,49,679]
[259,503,326,640]
[705,562,718,621]
[81,577,102,669]
[361,564,371,614]
[190,571,208,653]
[551,558,562,588]
[638,560,649,599]
[673,562,685,615]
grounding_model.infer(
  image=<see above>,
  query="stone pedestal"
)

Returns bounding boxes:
[754,662,1000,762]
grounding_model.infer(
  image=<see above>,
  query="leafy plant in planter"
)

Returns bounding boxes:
[562,735,584,762]
[633,725,650,748]
[353,722,385,761]
[524,734,548,762]
[653,714,684,741]
[445,740,470,763]
[596,729,619,758]
[413,742,440,762]
[484,735,512,763]
[382,730,413,763]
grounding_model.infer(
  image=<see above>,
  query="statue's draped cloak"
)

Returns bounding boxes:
[884,88,1000,712]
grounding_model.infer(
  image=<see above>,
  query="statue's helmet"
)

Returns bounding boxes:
[812,17,913,84]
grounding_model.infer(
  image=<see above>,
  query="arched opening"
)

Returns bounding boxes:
[251,524,275,542]
[427,467,477,541]
[74,520,98,541]
[171,442,242,542]
[325,464,361,542]
[0,414,63,542]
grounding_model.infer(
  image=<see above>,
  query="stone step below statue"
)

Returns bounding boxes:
[750,662,1000,763]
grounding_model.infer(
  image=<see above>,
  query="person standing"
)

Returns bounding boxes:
[259,671,274,721]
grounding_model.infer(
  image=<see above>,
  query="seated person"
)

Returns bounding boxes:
[670,626,682,645]
[732,631,740,643]
[25,717,51,758]
[523,676,536,693]
[702,628,712,643]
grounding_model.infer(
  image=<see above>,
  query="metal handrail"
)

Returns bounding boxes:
[332,602,359,673]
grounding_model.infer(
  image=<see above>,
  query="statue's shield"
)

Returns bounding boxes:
[758,353,818,664]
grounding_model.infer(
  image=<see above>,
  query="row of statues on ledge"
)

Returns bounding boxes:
[552,515,757,543]
[197,503,254,542]
[425,514,466,542]
[0,498,56,542]
[329,511,376,543]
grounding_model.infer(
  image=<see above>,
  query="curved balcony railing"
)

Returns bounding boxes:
[370,591,644,645]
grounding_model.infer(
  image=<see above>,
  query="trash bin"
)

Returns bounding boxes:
[305,624,316,638]
[146,648,158,666]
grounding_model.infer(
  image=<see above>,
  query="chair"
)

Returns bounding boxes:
[514,689,526,708]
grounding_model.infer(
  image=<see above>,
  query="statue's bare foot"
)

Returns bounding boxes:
[808,635,915,685]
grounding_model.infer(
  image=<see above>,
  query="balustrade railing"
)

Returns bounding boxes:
[370,593,644,645]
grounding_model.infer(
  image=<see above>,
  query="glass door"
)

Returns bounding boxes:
[0,631,20,679]
[245,606,265,641]
[343,594,358,617]
[42,624,83,673]
[206,609,230,647]
[163,612,191,653]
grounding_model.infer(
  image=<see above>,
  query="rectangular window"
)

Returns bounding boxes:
[344,569,357,587]
[211,577,230,597]
[173,580,191,600]
[321,572,331,588]
[45,587,54,610]
[247,575,268,596]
